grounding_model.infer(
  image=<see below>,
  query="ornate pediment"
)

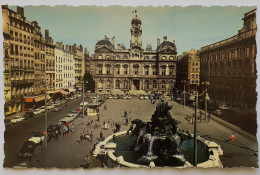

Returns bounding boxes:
[95,46,113,53]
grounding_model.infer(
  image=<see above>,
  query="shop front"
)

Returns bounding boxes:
[24,95,51,111]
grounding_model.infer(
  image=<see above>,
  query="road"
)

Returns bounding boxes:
[4,97,84,167]
[3,97,258,168]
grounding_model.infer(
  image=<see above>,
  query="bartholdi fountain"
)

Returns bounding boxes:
[92,99,223,168]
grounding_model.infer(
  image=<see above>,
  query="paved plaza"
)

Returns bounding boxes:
[25,97,258,168]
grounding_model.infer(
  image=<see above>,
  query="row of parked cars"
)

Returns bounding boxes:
[107,94,132,99]
[18,95,82,159]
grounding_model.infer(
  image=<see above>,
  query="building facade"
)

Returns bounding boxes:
[88,15,178,94]
[65,44,85,85]
[44,29,55,91]
[200,9,257,112]
[55,42,75,90]
[177,48,200,91]
[2,6,35,115]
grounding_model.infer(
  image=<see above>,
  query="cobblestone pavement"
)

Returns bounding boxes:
[30,97,258,168]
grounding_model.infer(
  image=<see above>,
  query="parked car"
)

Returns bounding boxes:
[4,119,12,128]
[126,95,131,99]
[18,141,36,158]
[67,111,79,118]
[122,95,127,99]
[40,106,46,113]
[47,104,55,110]
[139,95,144,100]
[107,95,113,99]
[24,111,36,120]
[47,124,60,139]
[87,90,91,93]
[77,94,82,98]
[33,109,42,115]
[214,110,223,116]
[219,104,229,110]
[80,102,89,106]
[11,116,25,124]
[28,132,44,144]
[113,95,118,99]
[144,95,150,100]
[53,105,62,112]
[60,100,67,105]
[69,96,75,101]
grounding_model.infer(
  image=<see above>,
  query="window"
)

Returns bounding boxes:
[106,65,111,75]
[145,80,149,89]
[98,55,102,59]
[161,66,166,75]
[124,66,128,75]
[124,80,128,89]
[98,65,102,74]
[152,66,156,75]
[115,65,120,74]
[161,56,166,60]
[153,80,157,88]
[162,80,166,89]
[169,66,174,75]
[116,80,120,88]
[134,66,139,75]
[145,66,149,75]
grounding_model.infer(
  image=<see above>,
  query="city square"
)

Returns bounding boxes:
[1,4,258,170]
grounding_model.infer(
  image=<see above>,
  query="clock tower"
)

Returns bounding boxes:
[130,15,143,58]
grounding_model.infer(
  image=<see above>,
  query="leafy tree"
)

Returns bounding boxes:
[83,72,95,92]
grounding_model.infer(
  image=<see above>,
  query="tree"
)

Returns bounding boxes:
[83,72,95,92]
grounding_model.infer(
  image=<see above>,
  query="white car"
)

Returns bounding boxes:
[126,95,131,99]
[40,106,46,113]
[144,96,150,100]
[67,111,79,118]
[28,132,44,144]
[139,96,144,100]
[11,116,25,124]
[47,104,55,110]
[33,109,42,115]
[91,97,97,103]
[108,95,113,99]
[214,110,223,116]
[219,104,229,110]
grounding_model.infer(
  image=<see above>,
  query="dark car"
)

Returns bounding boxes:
[47,124,61,139]
[4,119,12,128]
[24,111,36,120]
[18,141,36,158]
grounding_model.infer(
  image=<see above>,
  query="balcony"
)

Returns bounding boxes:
[25,79,34,84]
[11,79,25,86]
[11,66,24,71]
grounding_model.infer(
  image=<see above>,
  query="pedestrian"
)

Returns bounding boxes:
[65,126,69,135]
[55,130,59,140]
[104,104,107,110]
[208,112,211,122]
[100,130,103,141]
[84,155,90,169]
[229,133,235,143]
[97,113,100,121]
[125,117,128,125]
[107,121,110,129]
[90,131,93,142]
[80,133,84,143]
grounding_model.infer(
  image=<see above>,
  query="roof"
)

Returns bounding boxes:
[131,15,141,25]
[96,39,112,46]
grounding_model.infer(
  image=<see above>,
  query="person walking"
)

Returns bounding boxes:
[80,133,84,143]
[229,133,235,143]
[90,131,93,142]
[125,117,129,125]
[100,130,103,141]
[208,112,211,122]
[84,155,90,169]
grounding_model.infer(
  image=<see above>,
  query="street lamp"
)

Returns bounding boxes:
[181,80,186,107]
[202,81,210,120]
[82,80,88,116]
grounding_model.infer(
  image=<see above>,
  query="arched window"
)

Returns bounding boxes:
[124,80,128,89]
[115,65,120,74]
[162,80,166,89]
[161,56,166,60]
[116,80,120,88]
[169,65,174,75]
[145,80,149,89]
[105,65,111,75]
[153,80,157,88]
[133,65,139,75]
[161,66,166,75]
[144,66,149,75]
[123,65,128,75]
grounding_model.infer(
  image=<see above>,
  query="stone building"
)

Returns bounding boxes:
[65,44,86,85]
[87,15,178,94]
[45,29,55,91]
[32,21,46,94]
[55,42,75,90]
[2,6,35,115]
[200,9,257,113]
[177,48,200,91]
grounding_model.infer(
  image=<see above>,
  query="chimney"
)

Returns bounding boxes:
[2,5,8,9]
[173,40,175,44]
[45,29,49,39]
[112,36,115,47]
[117,44,121,49]
[17,6,24,17]
[163,36,167,42]
[157,38,160,47]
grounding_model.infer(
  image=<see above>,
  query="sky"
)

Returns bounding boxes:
[9,6,255,55]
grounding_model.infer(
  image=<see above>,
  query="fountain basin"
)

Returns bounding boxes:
[92,130,223,168]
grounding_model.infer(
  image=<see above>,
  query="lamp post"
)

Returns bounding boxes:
[82,80,88,116]
[193,91,198,166]
[202,81,210,120]
[44,80,47,150]
[181,80,186,107]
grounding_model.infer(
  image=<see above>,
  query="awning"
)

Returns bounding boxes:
[25,98,34,102]
[60,90,70,95]
[34,95,51,102]
[69,88,75,93]
[47,90,61,94]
